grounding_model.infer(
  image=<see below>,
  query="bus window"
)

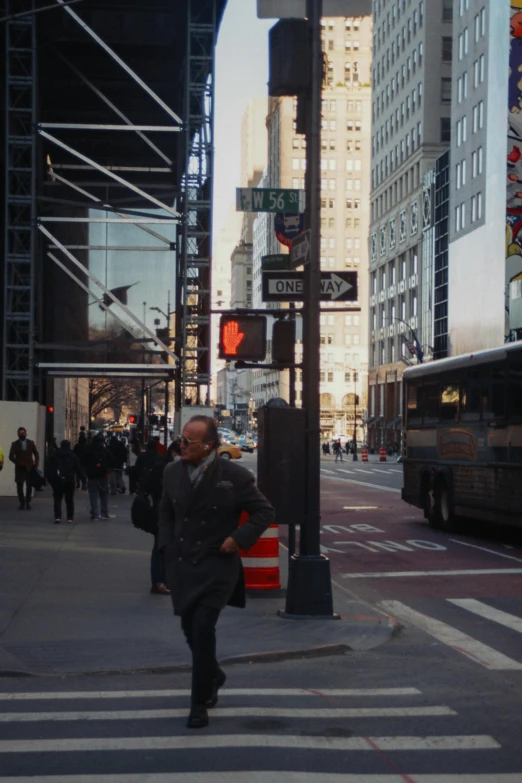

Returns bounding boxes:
[406,382,422,426]
[420,383,440,425]
[462,370,487,422]
[489,369,506,420]
[440,384,459,421]
[509,359,522,419]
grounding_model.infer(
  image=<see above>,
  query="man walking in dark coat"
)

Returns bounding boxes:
[158,415,274,729]
[47,440,87,523]
[9,427,39,510]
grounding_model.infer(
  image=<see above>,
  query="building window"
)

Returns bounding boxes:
[441,77,452,103]
[292,138,300,149]
[411,202,418,235]
[480,7,486,36]
[442,37,452,62]
[440,117,451,143]
[443,0,453,22]
[371,233,377,262]
[389,218,396,249]
[479,54,485,83]
[399,210,407,242]
[380,226,386,256]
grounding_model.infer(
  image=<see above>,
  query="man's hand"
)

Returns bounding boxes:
[220,536,239,554]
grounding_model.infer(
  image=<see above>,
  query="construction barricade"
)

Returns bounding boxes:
[379,446,387,462]
[361,447,368,462]
[238,511,281,590]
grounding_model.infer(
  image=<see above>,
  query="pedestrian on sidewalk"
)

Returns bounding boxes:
[158,415,274,730]
[47,440,87,523]
[8,427,39,510]
[81,435,113,519]
[135,439,170,595]
[73,431,87,489]
[109,435,127,495]
[333,438,343,463]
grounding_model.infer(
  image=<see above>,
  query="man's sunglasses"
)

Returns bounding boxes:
[181,436,204,447]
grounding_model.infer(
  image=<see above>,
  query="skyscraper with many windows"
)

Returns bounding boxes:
[367,0,453,449]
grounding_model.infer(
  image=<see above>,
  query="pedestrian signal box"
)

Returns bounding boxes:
[219,314,267,361]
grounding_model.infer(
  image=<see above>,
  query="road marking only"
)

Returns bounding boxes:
[1,775,521,783]
[448,599,522,634]
[379,601,522,671]
[0,733,498,754]
[0,687,422,701]
[321,472,401,494]
[0,705,457,722]
[343,569,522,579]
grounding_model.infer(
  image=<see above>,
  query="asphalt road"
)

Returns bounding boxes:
[1,450,521,781]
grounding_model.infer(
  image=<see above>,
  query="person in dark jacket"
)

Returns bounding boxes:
[81,435,115,520]
[47,440,87,523]
[9,427,39,510]
[109,435,127,495]
[158,415,274,729]
[135,439,169,595]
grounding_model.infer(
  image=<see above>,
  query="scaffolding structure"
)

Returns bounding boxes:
[176,0,217,408]
[2,1,37,401]
[1,0,222,413]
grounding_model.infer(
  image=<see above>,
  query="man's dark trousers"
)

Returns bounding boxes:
[181,602,221,706]
[53,482,75,519]
[16,478,32,507]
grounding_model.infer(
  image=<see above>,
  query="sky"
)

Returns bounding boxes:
[213,0,272,236]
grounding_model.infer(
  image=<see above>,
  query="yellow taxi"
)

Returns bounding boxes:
[218,442,242,460]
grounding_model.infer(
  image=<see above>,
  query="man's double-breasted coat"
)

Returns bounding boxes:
[158,455,274,616]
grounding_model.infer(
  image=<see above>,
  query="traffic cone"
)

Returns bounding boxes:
[379,446,387,462]
[238,511,281,591]
[361,448,368,462]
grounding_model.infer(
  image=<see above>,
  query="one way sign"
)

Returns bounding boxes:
[262,270,358,302]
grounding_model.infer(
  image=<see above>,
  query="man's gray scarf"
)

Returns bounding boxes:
[186,449,217,488]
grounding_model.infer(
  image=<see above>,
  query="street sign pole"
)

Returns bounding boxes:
[283,0,335,617]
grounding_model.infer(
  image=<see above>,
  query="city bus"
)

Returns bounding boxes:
[401,341,522,531]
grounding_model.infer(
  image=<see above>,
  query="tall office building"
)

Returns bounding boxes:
[252,14,373,439]
[448,0,520,353]
[367,0,453,449]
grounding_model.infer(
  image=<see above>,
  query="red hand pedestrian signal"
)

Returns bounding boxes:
[222,320,245,356]
[218,314,267,361]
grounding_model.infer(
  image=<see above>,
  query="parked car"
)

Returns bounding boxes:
[218,442,242,460]
[238,436,255,453]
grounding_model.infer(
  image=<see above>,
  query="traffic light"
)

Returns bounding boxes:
[128,415,138,425]
[46,405,54,414]
[272,319,295,364]
[219,314,267,361]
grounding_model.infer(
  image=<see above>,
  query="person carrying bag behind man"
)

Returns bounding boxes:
[47,440,87,523]
[9,427,39,510]
[158,415,274,730]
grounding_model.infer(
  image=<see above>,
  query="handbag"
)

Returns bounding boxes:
[130,493,158,535]
[28,466,46,490]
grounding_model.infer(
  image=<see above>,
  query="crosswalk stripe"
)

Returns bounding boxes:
[0,705,456,722]
[448,598,522,633]
[0,734,498,754]
[321,473,401,494]
[2,776,522,783]
[344,569,522,579]
[380,601,522,671]
[0,688,421,701]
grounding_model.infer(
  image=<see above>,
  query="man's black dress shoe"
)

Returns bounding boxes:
[187,705,209,729]
[206,668,227,709]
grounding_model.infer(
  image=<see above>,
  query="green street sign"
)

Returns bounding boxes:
[236,187,305,214]
[262,254,292,271]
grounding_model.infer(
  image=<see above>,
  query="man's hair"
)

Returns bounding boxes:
[17,427,26,433]
[188,415,220,447]
[61,439,70,449]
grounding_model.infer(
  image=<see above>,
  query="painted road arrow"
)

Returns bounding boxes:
[262,270,358,302]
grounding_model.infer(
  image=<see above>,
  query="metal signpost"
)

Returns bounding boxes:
[290,228,311,268]
[236,187,305,214]
[262,270,357,302]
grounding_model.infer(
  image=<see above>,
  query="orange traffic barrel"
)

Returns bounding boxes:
[238,511,281,590]
[379,446,387,462]
[361,448,368,462]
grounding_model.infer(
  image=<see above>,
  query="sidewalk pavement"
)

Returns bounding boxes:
[0,485,398,677]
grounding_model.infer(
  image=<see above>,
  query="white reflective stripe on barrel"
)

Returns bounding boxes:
[241,558,280,569]
[260,528,279,539]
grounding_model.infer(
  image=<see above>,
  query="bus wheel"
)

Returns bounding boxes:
[422,480,438,528]
[434,480,456,532]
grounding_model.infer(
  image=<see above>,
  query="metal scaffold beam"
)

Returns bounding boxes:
[176,0,217,409]
[2,0,37,400]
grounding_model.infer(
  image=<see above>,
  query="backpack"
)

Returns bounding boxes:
[50,452,76,484]
[84,447,109,478]
[138,452,166,499]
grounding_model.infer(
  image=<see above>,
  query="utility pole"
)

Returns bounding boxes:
[284,0,335,617]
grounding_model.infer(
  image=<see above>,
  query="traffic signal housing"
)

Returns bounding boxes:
[219,314,267,361]
[272,319,295,364]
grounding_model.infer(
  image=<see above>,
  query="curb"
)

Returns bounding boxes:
[0,624,402,680]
